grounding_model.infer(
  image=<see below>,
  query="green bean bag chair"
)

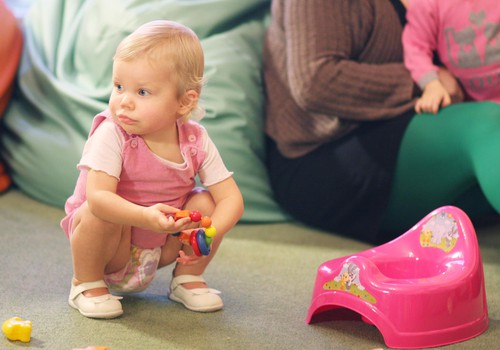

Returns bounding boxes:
[1,0,288,222]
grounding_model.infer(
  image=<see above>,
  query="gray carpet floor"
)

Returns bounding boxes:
[1,189,499,349]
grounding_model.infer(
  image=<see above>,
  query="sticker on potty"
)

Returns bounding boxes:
[419,212,459,252]
[323,262,376,304]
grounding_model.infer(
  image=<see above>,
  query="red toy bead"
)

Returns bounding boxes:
[189,210,202,222]
[189,230,202,257]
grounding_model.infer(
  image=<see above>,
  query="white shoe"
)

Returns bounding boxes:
[68,280,123,319]
[169,275,223,312]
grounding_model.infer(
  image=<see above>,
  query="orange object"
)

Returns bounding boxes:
[0,0,22,113]
[174,210,190,220]
[176,231,192,245]
[0,0,22,194]
[0,163,11,192]
[200,216,212,228]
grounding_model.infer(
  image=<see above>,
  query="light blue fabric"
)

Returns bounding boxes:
[1,0,288,222]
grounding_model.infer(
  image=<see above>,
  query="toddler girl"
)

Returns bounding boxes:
[60,20,244,318]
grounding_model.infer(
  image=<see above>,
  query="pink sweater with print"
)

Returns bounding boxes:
[403,0,500,102]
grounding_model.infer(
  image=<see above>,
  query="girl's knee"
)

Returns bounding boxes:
[185,188,215,214]
[71,202,122,237]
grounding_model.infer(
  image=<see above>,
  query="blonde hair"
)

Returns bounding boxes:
[114,20,205,121]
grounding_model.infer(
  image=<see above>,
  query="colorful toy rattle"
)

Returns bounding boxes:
[172,210,216,256]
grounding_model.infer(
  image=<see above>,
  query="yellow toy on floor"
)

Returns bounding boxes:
[2,316,32,342]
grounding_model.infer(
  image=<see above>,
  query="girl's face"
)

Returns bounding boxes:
[109,57,186,140]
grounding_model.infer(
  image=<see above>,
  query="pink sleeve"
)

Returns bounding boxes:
[402,0,440,89]
[78,120,124,179]
[197,130,233,187]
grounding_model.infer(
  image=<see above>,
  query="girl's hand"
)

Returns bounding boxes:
[415,79,451,114]
[142,204,192,234]
[176,250,202,265]
[437,67,464,104]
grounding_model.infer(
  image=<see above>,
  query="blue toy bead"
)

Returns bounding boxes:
[196,229,211,256]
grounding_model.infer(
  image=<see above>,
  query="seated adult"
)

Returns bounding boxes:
[264,0,500,243]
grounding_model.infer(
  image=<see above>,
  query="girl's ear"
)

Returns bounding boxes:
[178,90,199,116]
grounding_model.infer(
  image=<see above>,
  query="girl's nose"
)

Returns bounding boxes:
[120,94,133,108]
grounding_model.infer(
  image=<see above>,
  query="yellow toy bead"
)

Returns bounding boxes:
[204,226,217,238]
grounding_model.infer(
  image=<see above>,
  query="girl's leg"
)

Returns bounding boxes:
[70,201,131,297]
[381,102,500,236]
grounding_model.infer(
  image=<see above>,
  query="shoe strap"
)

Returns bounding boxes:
[70,280,108,300]
[171,274,205,288]
[188,288,221,295]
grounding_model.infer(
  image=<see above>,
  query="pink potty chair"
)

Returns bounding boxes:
[306,206,488,349]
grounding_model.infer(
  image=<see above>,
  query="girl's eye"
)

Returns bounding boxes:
[115,84,123,92]
[138,89,150,96]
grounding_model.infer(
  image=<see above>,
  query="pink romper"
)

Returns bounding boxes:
[60,110,223,292]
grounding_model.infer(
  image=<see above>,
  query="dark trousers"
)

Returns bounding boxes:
[266,111,413,244]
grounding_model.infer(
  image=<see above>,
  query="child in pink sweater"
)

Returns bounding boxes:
[403,0,500,113]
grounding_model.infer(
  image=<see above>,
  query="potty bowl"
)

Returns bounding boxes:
[306,206,488,349]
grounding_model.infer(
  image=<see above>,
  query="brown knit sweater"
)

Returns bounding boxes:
[264,0,418,158]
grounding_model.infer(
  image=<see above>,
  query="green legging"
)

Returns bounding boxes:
[382,101,500,233]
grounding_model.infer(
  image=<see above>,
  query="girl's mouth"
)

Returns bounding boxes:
[118,115,136,125]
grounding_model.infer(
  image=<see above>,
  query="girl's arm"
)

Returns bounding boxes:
[402,0,440,90]
[206,176,244,237]
[85,169,190,233]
